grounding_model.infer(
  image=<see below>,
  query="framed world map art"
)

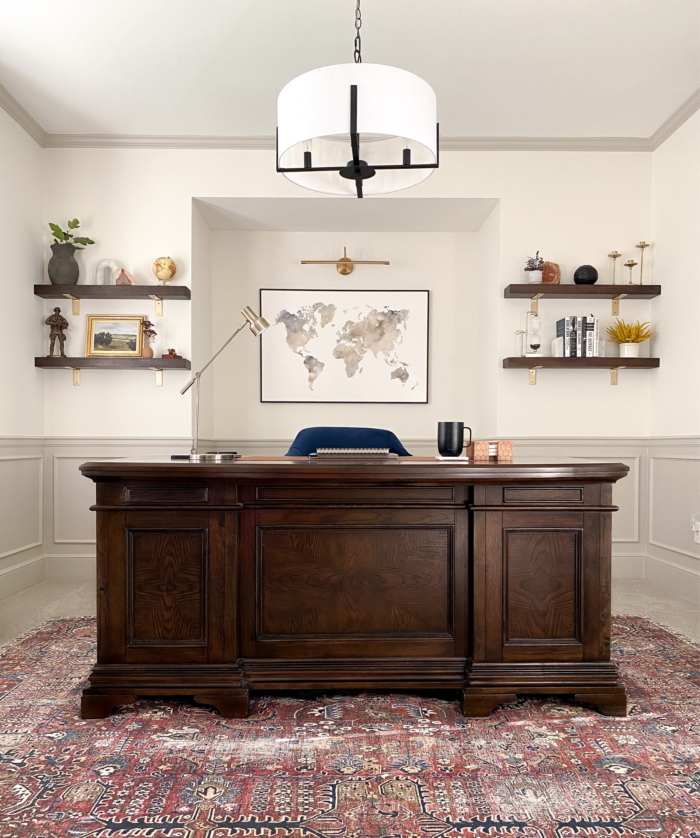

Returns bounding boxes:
[260,288,429,403]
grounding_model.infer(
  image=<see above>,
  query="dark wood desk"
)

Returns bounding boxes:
[79,457,628,719]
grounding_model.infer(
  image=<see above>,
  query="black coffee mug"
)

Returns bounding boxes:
[438,422,472,457]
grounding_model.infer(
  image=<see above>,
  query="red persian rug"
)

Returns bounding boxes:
[0,617,699,838]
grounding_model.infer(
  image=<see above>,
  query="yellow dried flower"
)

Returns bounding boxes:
[606,319,654,344]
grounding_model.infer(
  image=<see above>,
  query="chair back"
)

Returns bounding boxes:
[286,426,411,456]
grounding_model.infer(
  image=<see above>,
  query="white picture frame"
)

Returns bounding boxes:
[260,288,429,403]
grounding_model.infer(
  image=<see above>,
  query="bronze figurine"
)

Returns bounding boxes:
[45,306,69,356]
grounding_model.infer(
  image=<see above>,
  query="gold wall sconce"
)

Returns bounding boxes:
[301,247,390,275]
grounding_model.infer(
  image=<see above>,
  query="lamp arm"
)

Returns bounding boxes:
[181,318,247,456]
[180,319,247,395]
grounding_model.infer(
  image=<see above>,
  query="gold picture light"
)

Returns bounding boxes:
[301,247,390,275]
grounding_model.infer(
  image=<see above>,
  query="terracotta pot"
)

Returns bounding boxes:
[142,345,154,359]
[48,243,79,285]
[619,342,640,358]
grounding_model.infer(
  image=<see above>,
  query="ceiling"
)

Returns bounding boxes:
[1,0,698,141]
[196,198,499,232]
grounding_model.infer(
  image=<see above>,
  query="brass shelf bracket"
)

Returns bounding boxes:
[611,293,627,316]
[65,366,80,386]
[610,366,626,386]
[529,365,543,385]
[148,294,163,316]
[150,367,164,387]
[530,293,543,314]
[63,293,80,315]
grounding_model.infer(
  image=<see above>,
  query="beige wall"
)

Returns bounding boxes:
[649,111,700,436]
[644,112,700,595]
[0,108,44,436]
[0,130,696,603]
[209,230,478,441]
[39,146,653,439]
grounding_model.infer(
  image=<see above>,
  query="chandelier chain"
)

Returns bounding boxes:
[354,0,362,63]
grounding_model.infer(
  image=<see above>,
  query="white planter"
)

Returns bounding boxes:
[525,269,543,284]
[618,342,640,358]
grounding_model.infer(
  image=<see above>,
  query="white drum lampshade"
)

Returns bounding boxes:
[277,63,438,197]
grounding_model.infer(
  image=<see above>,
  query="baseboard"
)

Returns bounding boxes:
[644,554,700,603]
[612,555,645,579]
[0,556,46,601]
[46,555,96,582]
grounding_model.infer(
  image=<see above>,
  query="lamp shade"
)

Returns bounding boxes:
[277,63,437,196]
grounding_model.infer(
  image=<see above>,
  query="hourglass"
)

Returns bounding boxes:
[524,312,543,356]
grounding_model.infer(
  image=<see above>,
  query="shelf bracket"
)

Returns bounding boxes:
[148,295,163,316]
[63,294,80,315]
[530,293,543,315]
[529,365,543,385]
[150,367,163,386]
[65,366,80,386]
[611,293,627,316]
[610,366,625,385]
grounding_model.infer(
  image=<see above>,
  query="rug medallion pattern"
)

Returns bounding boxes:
[0,616,698,837]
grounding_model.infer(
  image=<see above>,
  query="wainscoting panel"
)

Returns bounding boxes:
[0,435,698,604]
[649,456,700,560]
[0,456,43,559]
[53,455,100,544]
[646,451,700,600]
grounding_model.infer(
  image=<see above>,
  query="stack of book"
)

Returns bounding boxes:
[552,315,600,357]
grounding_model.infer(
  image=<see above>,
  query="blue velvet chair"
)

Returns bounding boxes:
[286,427,411,457]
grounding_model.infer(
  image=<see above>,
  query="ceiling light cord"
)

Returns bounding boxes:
[354,0,362,63]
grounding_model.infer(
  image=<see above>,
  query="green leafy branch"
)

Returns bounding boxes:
[49,219,95,250]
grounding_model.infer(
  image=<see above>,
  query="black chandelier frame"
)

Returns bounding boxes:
[276,84,440,199]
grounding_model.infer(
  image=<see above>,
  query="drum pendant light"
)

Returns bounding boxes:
[276,0,439,198]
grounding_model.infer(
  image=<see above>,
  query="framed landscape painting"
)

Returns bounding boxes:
[260,289,429,403]
[85,315,144,357]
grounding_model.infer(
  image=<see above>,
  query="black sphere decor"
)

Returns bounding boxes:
[574,264,599,285]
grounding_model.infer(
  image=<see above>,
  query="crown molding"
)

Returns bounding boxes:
[649,88,700,150]
[40,133,652,152]
[1,76,698,153]
[440,136,651,151]
[41,133,276,150]
[0,83,47,146]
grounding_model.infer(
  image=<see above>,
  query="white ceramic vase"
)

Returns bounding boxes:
[618,342,640,358]
[525,269,543,284]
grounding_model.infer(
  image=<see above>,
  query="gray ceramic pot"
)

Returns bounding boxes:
[48,243,79,285]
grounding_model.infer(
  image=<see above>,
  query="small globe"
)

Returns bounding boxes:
[152,257,177,283]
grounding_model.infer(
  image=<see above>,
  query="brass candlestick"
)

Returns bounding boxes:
[624,259,638,284]
[635,241,650,284]
[608,251,621,284]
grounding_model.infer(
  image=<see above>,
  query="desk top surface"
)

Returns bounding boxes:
[80,456,629,484]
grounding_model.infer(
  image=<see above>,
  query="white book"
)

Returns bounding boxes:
[593,317,600,356]
[576,316,583,357]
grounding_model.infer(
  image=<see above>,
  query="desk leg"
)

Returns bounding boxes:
[461,692,517,717]
[81,692,137,719]
[194,690,250,718]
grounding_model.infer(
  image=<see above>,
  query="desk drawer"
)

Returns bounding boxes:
[502,486,583,505]
[255,484,455,504]
[124,485,209,504]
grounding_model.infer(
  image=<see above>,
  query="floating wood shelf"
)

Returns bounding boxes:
[505,283,661,315]
[34,284,191,316]
[35,356,191,387]
[503,356,659,386]
[504,283,661,299]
